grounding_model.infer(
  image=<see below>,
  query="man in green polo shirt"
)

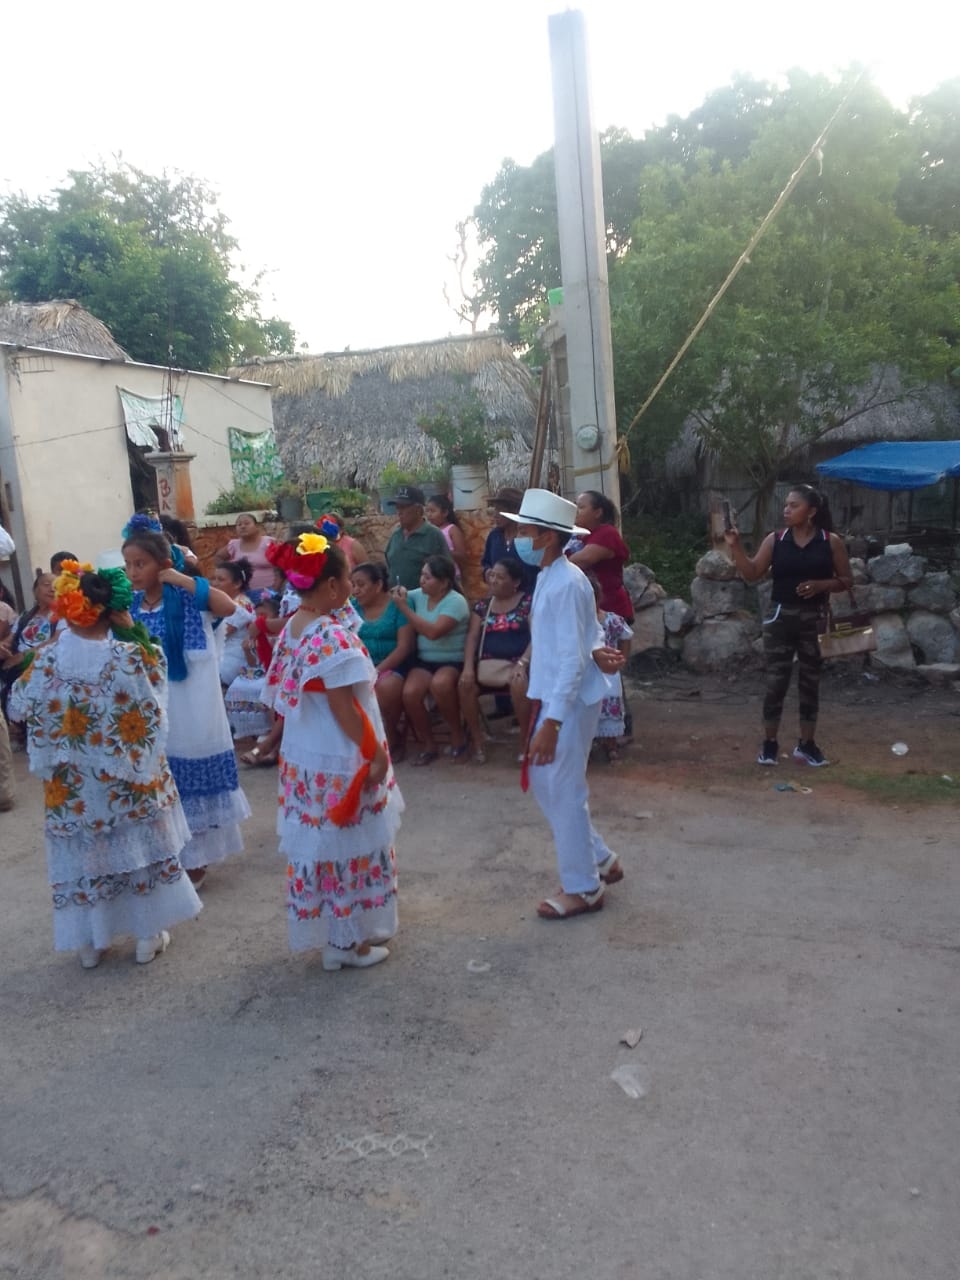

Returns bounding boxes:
[384,485,449,589]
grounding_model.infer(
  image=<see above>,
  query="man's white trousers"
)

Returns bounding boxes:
[528,700,615,895]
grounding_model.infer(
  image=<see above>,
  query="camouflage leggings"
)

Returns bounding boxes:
[762,606,822,727]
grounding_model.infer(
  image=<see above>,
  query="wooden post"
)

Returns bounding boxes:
[528,365,551,490]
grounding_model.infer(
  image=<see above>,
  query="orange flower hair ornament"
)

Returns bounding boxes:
[266,532,329,590]
[52,561,104,628]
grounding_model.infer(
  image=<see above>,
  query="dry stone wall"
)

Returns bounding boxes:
[633,540,960,678]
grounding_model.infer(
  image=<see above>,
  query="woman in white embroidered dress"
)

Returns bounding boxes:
[8,559,201,968]
[263,534,401,970]
[124,516,250,888]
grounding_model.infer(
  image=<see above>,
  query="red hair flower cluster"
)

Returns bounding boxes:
[266,532,329,590]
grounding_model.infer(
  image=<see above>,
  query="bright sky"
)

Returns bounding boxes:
[3,0,957,356]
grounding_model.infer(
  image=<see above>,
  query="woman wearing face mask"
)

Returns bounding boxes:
[502,490,626,921]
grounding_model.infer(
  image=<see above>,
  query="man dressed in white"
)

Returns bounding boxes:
[503,489,626,919]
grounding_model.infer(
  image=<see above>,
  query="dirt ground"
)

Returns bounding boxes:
[1,664,959,1280]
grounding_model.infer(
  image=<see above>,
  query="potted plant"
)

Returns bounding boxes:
[303,464,338,518]
[331,487,369,517]
[274,481,304,522]
[205,484,276,518]
[418,394,505,510]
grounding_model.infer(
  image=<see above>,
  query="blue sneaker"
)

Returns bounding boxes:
[793,739,828,767]
[757,738,779,766]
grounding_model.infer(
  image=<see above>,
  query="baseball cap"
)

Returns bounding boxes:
[394,485,426,506]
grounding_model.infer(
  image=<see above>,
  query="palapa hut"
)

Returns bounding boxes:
[229,332,537,491]
[0,299,130,360]
[666,372,960,534]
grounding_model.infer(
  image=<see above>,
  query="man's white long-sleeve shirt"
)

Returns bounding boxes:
[0,523,14,560]
[526,553,614,723]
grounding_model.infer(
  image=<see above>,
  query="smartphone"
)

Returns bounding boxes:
[722,500,734,531]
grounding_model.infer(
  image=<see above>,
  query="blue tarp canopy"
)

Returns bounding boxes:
[816,441,960,491]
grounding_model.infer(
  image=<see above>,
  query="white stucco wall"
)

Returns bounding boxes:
[0,347,273,576]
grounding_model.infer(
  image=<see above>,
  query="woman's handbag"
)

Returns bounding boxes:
[477,657,517,687]
[475,600,519,687]
[817,591,876,658]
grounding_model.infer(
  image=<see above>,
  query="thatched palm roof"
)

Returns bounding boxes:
[0,300,129,360]
[230,332,536,489]
[666,371,960,480]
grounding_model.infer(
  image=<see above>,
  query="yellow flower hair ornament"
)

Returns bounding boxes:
[268,533,330,589]
[297,532,329,557]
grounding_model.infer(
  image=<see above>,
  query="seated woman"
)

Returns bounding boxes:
[391,555,469,765]
[212,559,255,687]
[1,572,56,737]
[459,557,533,764]
[351,562,414,758]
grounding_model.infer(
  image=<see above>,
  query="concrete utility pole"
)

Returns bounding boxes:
[548,8,619,512]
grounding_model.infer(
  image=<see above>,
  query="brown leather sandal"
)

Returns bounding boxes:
[536,885,605,920]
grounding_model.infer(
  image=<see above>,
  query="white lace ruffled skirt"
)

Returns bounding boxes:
[167,649,250,868]
[46,804,202,951]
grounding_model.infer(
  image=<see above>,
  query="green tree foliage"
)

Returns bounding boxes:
[0,162,296,371]
[473,128,653,349]
[471,71,960,518]
[897,78,960,240]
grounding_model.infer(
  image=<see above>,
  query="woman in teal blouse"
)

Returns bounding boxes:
[391,555,469,765]
[351,562,414,758]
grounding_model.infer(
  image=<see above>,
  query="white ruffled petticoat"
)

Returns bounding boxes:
[165,641,250,869]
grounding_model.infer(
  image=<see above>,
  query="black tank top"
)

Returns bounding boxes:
[771,528,834,607]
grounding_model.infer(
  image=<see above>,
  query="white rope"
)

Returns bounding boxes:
[621,73,867,447]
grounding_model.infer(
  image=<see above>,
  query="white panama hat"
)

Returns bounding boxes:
[500,488,589,536]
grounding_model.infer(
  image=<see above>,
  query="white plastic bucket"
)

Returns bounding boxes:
[450,464,489,511]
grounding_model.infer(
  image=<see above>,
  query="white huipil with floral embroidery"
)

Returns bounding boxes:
[262,614,402,951]
[131,586,250,869]
[9,630,202,952]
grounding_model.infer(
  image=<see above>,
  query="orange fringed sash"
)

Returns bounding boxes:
[303,677,379,827]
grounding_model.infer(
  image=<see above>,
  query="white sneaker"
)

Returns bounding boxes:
[135,930,171,965]
[322,944,389,972]
[78,945,102,969]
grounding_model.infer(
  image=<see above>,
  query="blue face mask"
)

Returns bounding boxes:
[514,535,544,567]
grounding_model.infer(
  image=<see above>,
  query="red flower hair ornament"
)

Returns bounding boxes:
[266,533,329,590]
